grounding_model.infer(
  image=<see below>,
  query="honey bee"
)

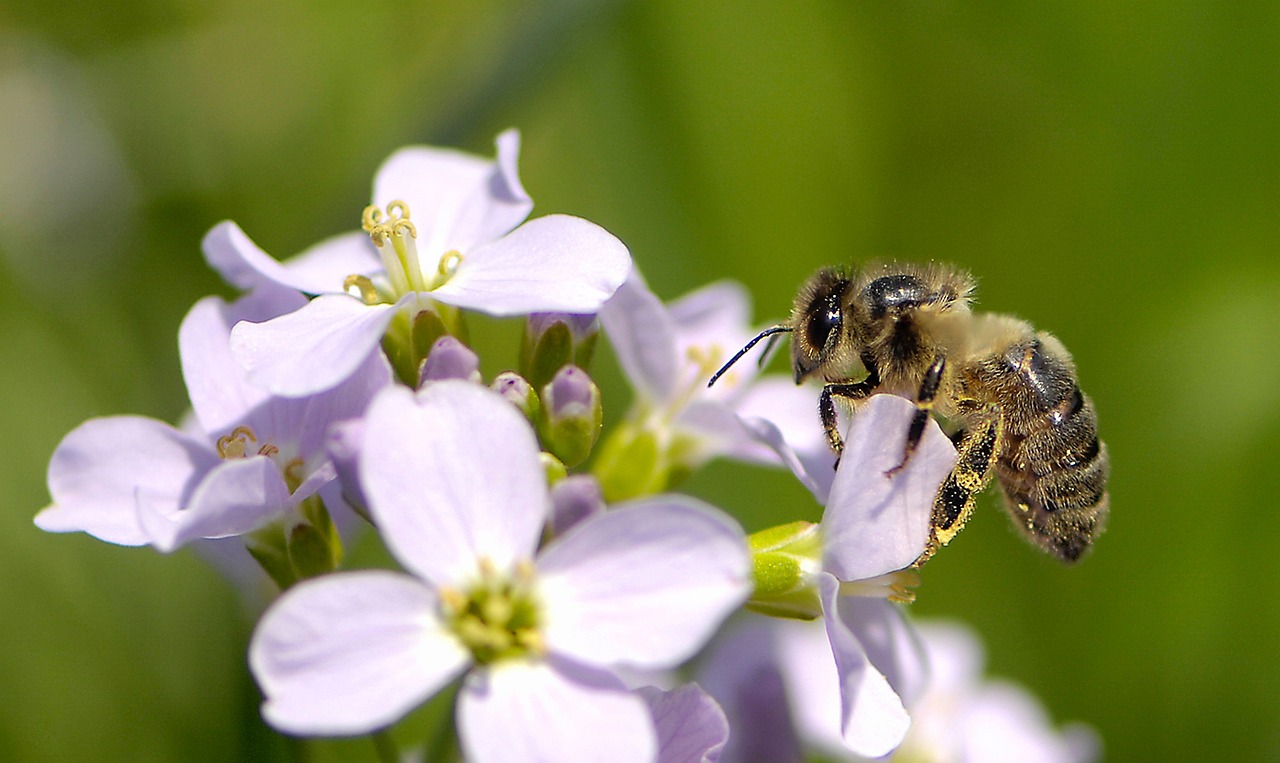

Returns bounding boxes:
[710,262,1109,563]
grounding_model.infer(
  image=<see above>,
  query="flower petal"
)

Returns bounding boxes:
[818,574,910,758]
[373,129,532,254]
[537,497,749,669]
[667,280,764,400]
[840,597,929,709]
[457,658,655,763]
[230,293,401,397]
[822,394,956,581]
[244,349,392,460]
[678,399,780,466]
[431,214,630,317]
[360,382,547,586]
[598,269,679,402]
[202,221,379,295]
[251,570,469,736]
[35,416,218,545]
[698,620,803,763]
[137,455,292,552]
[636,683,729,763]
[180,289,307,438]
[733,377,836,501]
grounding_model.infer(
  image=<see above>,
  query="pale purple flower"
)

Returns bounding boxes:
[598,270,833,493]
[722,394,957,758]
[249,382,750,762]
[637,683,729,763]
[889,621,1102,763]
[212,131,631,396]
[701,607,927,762]
[35,286,391,551]
[815,394,955,756]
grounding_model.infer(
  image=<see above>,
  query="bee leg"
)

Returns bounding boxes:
[885,354,947,477]
[914,414,1002,566]
[819,379,877,460]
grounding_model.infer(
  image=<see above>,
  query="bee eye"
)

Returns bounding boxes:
[806,298,842,352]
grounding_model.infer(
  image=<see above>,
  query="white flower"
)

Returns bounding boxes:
[207,130,631,396]
[35,286,389,552]
[250,382,750,763]
[596,270,833,499]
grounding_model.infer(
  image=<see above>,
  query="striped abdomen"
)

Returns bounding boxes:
[986,333,1110,561]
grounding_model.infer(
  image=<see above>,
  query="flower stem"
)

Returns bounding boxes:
[372,730,399,763]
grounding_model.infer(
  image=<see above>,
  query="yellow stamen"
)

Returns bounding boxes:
[216,426,258,459]
[438,250,463,279]
[343,274,380,305]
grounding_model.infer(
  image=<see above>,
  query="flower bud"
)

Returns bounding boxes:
[491,371,541,422]
[537,365,602,468]
[419,335,482,386]
[521,313,599,390]
[548,474,605,537]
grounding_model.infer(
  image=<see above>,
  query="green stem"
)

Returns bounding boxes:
[372,730,399,763]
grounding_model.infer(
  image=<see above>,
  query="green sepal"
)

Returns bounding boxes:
[409,309,451,376]
[540,451,568,486]
[743,521,824,620]
[573,331,598,372]
[522,320,574,391]
[245,523,297,590]
[287,496,343,579]
[381,308,419,387]
[288,523,337,580]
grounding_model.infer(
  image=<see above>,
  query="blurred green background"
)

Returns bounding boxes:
[3,1,1278,760]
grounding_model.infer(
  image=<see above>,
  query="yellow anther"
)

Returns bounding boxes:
[517,629,546,655]
[343,274,380,305]
[439,586,468,613]
[385,200,411,221]
[687,344,726,378]
[282,458,305,491]
[438,250,463,278]
[362,201,417,246]
[216,426,258,459]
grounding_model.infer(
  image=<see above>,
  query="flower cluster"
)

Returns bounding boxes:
[36,132,1097,762]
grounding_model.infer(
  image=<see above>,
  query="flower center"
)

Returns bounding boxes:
[356,200,463,302]
[439,558,543,665]
[215,426,305,492]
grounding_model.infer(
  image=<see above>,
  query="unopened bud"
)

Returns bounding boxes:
[492,371,541,421]
[548,475,606,537]
[419,335,482,386]
[538,365,602,468]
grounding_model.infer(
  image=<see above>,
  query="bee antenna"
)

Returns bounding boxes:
[707,325,793,388]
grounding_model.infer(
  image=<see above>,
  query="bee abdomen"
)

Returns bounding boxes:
[991,336,1110,561]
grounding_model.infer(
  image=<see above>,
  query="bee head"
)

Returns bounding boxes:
[789,267,854,384]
